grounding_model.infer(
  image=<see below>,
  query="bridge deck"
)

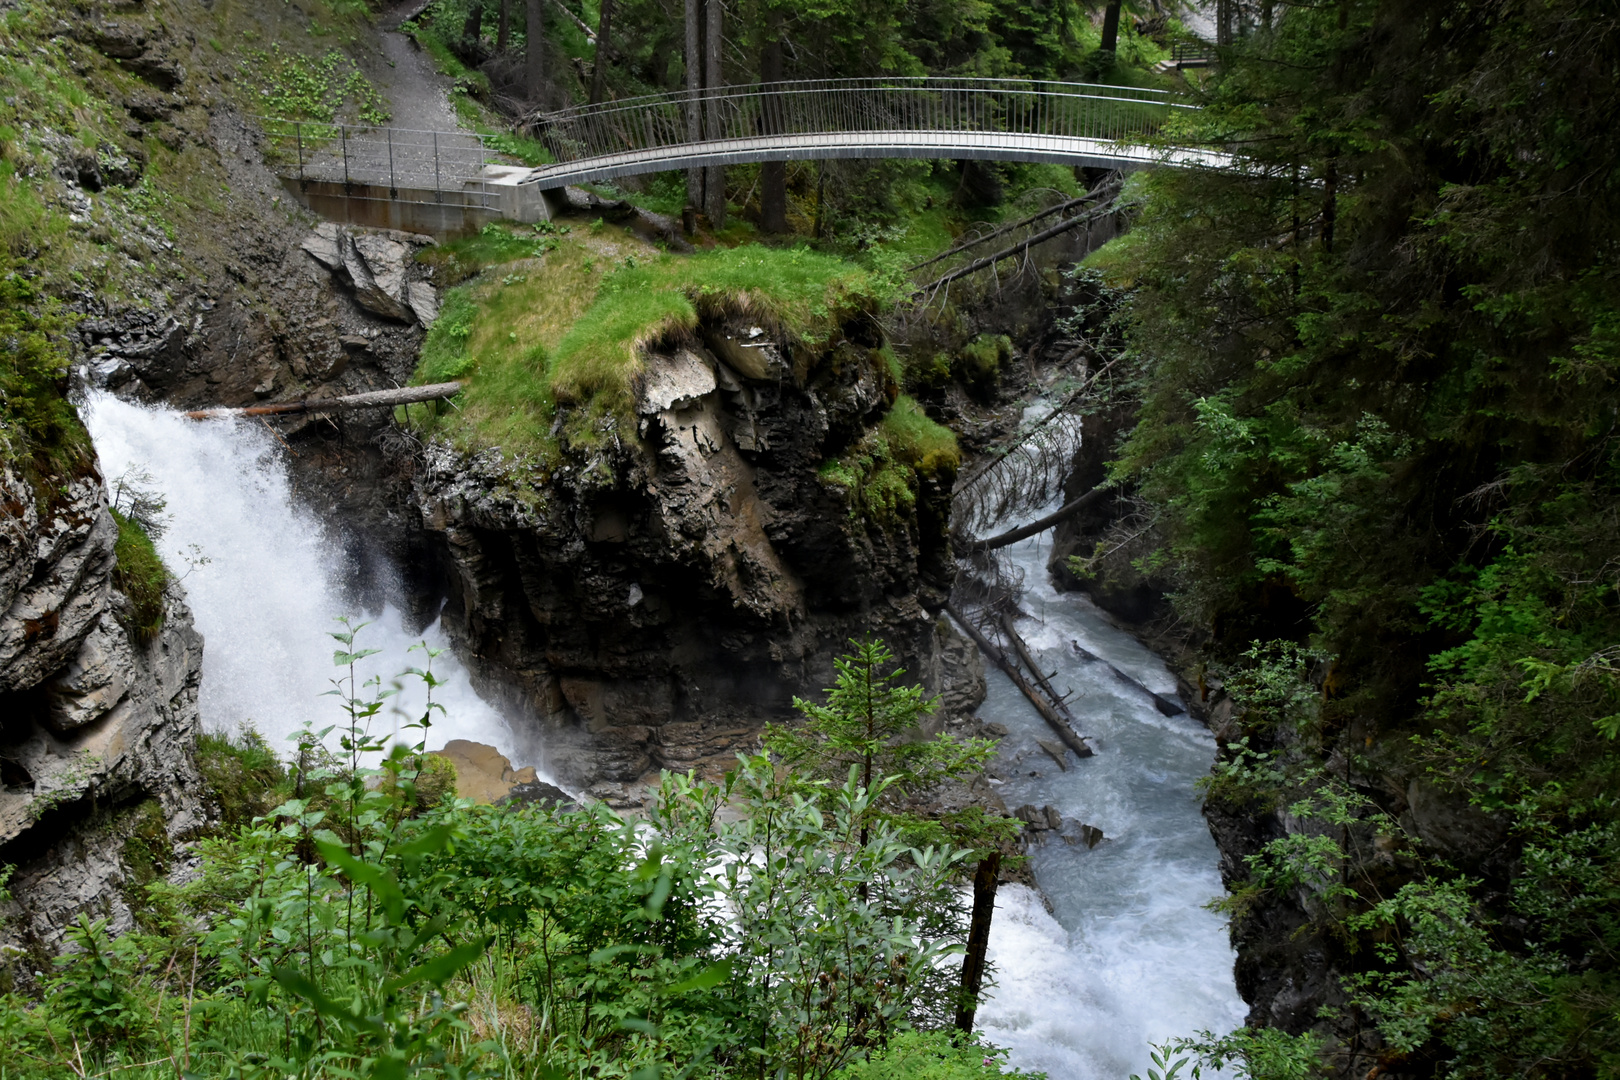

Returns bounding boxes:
[518,130,1168,190]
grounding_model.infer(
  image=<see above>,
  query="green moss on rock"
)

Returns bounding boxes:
[111,508,169,642]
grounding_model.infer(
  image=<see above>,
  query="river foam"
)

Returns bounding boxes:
[83,392,531,770]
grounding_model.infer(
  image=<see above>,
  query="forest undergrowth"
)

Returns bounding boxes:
[0,631,1027,1080]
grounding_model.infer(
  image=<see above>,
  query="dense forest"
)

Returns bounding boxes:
[0,0,1616,1077]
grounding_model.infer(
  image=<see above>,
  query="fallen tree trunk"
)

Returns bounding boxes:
[1071,639,1186,717]
[966,485,1111,553]
[1000,612,1079,727]
[907,180,1119,273]
[184,382,464,420]
[913,202,1118,298]
[947,603,1093,758]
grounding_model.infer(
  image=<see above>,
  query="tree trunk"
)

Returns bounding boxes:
[684,0,702,212]
[183,382,465,420]
[953,851,1001,1034]
[525,0,546,105]
[1099,0,1122,54]
[462,0,484,46]
[588,0,614,104]
[759,30,786,234]
[497,0,511,51]
[703,0,726,228]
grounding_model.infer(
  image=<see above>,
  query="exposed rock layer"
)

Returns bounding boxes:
[0,460,204,955]
[418,317,985,793]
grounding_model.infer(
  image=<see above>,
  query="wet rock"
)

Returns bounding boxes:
[342,231,413,322]
[1036,737,1069,771]
[1405,778,1507,861]
[0,588,204,954]
[417,312,969,790]
[0,469,116,695]
[429,739,539,804]
[637,348,716,415]
[85,22,147,59]
[501,779,578,811]
[43,613,136,732]
[1013,803,1063,832]
[406,281,440,326]
[981,721,1010,737]
[301,224,440,326]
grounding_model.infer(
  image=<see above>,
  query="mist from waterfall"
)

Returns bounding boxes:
[83,392,536,772]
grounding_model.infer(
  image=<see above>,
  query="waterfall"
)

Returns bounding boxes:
[83,392,534,772]
[971,517,1246,1077]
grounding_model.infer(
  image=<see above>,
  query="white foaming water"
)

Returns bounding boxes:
[973,520,1246,1078]
[83,392,532,769]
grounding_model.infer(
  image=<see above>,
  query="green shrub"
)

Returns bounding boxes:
[110,508,169,642]
[955,333,1011,393]
[838,1030,1043,1079]
[195,728,288,829]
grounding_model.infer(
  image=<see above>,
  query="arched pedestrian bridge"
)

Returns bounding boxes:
[270,77,1205,234]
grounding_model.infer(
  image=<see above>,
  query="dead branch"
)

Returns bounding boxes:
[184,382,464,420]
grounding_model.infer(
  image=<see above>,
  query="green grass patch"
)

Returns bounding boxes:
[111,508,170,641]
[411,234,896,459]
[820,394,959,527]
[417,220,563,286]
[195,728,289,830]
[882,394,961,476]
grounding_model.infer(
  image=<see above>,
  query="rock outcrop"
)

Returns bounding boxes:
[301,223,441,327]
[0,459,204,955]
[417,314,984,793]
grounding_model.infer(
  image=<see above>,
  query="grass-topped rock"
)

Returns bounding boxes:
[407,226,967,789]
[408,223,914,462]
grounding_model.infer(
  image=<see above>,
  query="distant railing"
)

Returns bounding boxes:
[259,119,506,209]
[524,77,1194,179]
[1170,40,1219,67]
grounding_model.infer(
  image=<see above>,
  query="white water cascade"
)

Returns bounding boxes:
[972,512,1247,1077]
[83,392,532,770]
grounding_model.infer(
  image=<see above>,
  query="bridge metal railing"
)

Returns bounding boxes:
[258,119,509,210]
[525,77,1194,175]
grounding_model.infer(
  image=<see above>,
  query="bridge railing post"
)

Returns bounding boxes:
[340,124,350,187]
[295,122,304,182]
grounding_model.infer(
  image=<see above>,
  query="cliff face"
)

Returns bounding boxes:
[417,314,983,796]
[0,459,204,954]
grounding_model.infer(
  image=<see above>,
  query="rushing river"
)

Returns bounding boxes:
[82,392,531,769]
[972,520,1247,1077]
[84,390,1240,1077]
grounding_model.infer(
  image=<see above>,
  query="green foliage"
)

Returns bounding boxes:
[0,256,81,467]
[196,728,290,829]
[110,508,170,642]
[818,395,960,528]
[50,916,148,1049]
[249,44,391,124]
[0,627,1012,1078]
[765,638,1007,859]
[1146,1028,1326,1080]
[837,1029,1041,1078]
[1099,1,1620,1075]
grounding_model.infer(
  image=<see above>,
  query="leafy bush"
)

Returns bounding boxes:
[110,508,170,641]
